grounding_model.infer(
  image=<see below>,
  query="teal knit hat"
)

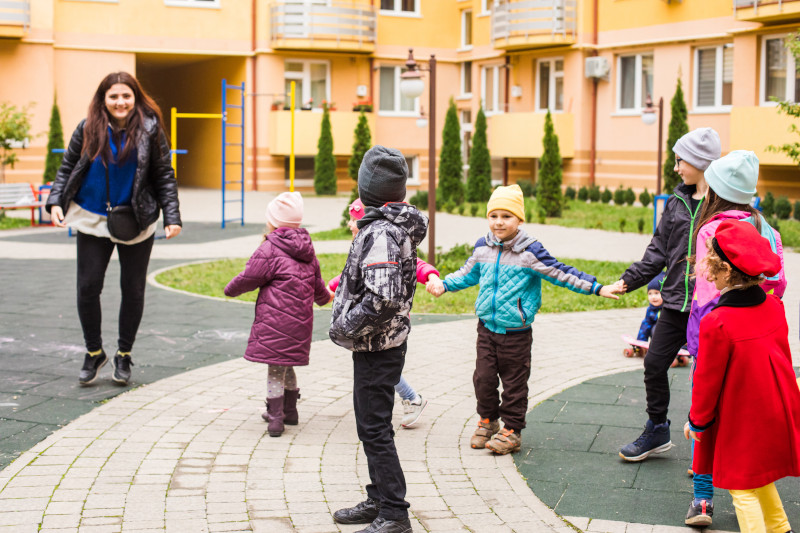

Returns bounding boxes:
[704,150,759,204]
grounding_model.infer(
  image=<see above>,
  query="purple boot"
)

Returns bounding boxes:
[265,396,285,437]
[284,389,300,426]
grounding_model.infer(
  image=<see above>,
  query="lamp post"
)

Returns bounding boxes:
[641,94,664,195]
[399,48,437,264]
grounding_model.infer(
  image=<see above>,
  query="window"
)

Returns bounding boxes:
[694,45,733,110]
[617,53,653,111]
[284,157,315,185]
[482,65,506,114]
[461,61,473,97]
[380,0,417,14]
[284,60,330,110]
[461,10,473,49]
[165,0,219,7]
[537,58,564,112]
[480,0,491,15]
[461,110,473,168]
[379,66,418,114]
[761,35,800,105]
[406,156,420,185]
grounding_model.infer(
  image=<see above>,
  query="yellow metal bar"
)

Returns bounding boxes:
[174,112,224,119]
[171,107,177,178]
[290,81,296,192]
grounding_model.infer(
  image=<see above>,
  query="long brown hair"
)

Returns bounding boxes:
[691,187,761,254]
[81,72,167,164]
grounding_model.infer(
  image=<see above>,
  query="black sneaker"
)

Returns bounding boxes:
[111,352,134,385]
[619,419,673,461]
[333,498,380,524]
[79,350,107,385]
[356,517,412,533]
[685,498,713,527]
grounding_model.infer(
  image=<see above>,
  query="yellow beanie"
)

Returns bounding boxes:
[487,184,525,222]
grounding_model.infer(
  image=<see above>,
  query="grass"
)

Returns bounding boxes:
[774,218,800,249]
[155,253,648,314]
[0,214,34,230]
[309,226,351,240]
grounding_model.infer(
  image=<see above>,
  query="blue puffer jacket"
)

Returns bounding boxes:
[442,229,603,334]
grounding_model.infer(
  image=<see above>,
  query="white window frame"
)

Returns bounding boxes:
[461,61,473,98]
[378,66,420,117]
[460,10,473,50]
[284,60,331,111]
[481,65,505,115]
[536,57,564,113]
[165,0,220,7]
[479,0,491,16]
[406,156,420,186]
[693,44,733,112]
[616,52,653,114]
[379,0,420,17]
[760,34,797,106]
[460,110,473,171]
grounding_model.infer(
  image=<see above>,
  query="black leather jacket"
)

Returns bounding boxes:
[46,116,181,230]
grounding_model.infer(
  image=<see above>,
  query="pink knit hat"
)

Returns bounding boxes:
[266,192,303,228]
[349,198,365,221]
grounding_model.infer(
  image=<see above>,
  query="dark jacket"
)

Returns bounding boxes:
[224,227,330,366]
[621,183,702,312]
[46,117,181,229]
[329,202,428,352]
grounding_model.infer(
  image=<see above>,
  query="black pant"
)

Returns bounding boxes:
[475,321,533,433]
[643,307,689,424]
[76,231,154,353]
[352,343,409,521]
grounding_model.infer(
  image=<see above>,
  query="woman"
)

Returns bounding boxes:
[46,72,181,386]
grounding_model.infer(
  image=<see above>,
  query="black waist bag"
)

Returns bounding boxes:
[105,166,140,241]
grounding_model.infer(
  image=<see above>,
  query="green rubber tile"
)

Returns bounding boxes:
[0,371,61,393]
[667,367,693,391]
[0,423,60,470]
[589,424,650,455]
[519,449,636,489]
[10,398,94,426]
[527,399,566,423]
[0,420,37,440]
[631,457,694,492]
[554,485,691,526]
[614,386,649,408]
[23,376,131,402]
[553,401,643,427]
[0,392,52,413]
[0,354,68,373]
[777,477,800,503]
[550,383,624,405]
[523,422,601,453]
[523,479,566,509]
[586,372,646,388]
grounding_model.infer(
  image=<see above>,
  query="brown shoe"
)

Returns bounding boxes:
[470,418,500,449]
[485,427,521,455]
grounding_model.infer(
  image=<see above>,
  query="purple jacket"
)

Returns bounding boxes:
[225,227,330,366]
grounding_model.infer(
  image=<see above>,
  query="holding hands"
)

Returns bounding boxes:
[598,279,627,300]
[426,275,445,297]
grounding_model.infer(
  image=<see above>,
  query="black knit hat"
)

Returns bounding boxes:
[358,145,408,208]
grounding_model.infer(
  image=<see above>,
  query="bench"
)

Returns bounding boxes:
[0,183,46,226]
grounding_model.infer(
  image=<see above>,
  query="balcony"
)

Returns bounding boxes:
[268,110,376,156]
[730,106,799,165]
[491,0,577,51]
[0,0,30,38]
[734,0,800,22]
[270,2,376,54]
[486,112,574,158]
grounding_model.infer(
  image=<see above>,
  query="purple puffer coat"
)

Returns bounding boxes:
[224,227,330,366]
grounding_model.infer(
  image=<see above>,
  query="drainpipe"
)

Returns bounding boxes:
[503,55,510,186]
[251,0,258,190]
[589,0,598,188]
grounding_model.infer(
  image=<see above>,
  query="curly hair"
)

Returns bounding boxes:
[701,238,764,290]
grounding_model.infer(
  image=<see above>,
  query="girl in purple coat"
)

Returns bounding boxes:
[225,192,331,437]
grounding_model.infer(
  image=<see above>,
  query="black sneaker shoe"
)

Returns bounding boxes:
[111,352,134,385]
[356,517,412,533]
[79,350,107,385]
[333,498,380,524]
[685,498,713,527]
[619,419,673,462]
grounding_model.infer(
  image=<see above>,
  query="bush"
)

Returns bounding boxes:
[613,186,626,206]
[775,196,792,219]
[443,200,456,214]
[517,180,535,198]
[601,187,612,204]
[588,185,601,203]
[538,110,563,217]
[409,190,429,210]
[438,99,464,204]
[565,186,576,200]
[313,105,337,195]
[639,188,652,208]
[466,106,492,202]
[625,188,636,206]
[577,186,589,202]
[619,218,627,232]
[525,205,533,222]
[470,203,479,217]
[769,215,781,232]
[794,201,800,221]
[458,203,467,215]
[761,192,775,217]
[637,218,645,233]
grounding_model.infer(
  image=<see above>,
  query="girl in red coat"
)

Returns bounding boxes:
[685,220,800,533]
[225,192,331,437]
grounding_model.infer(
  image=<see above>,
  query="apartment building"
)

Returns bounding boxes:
[1,0,798,198]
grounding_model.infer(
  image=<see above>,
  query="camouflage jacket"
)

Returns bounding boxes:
[329,202,428,352]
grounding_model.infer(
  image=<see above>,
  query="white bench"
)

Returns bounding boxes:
[0,183,46,226]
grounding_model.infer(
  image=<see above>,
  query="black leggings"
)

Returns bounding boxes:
[643,307,689,424]
[76,231,154,353]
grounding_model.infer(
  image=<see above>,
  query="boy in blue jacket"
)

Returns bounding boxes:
[427,184,621,454]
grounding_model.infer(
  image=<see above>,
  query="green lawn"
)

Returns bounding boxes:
[0,214,34,230]
[309,226,351,240]
[155,253,648,315]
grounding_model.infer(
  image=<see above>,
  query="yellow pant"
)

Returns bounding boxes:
[729,483,791,533]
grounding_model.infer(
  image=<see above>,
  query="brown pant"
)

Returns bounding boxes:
[474,321,533,433]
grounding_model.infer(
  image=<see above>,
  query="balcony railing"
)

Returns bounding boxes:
[734,0,800,21]
[491,0,577,50]
[0,0,30,38]
[270,2,376,53]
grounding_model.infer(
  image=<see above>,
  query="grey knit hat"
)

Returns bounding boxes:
[673,127,721,171]
[358,145,408,208]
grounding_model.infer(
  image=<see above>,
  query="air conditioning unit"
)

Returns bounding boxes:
[585,56,609,79]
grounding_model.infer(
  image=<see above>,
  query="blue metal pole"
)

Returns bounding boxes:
[221,78,227,229]
[240,81,245,226]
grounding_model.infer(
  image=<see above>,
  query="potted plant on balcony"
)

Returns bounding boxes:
[322,100,337,111]
[301,98,313,111]
[352,99,373,112]
[271,100,284,111]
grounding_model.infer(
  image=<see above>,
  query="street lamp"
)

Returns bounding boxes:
[399,48,437,264]
[641,94,664,195]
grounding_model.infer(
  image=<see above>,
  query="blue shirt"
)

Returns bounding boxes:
[73,127,138,216]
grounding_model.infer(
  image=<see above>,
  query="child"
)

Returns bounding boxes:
[617,127,721,462]
[624,272,665,358]
[328,198,439,429]
[330,146,426,533]
[426,184,621,455]
[685,220,800,533]
[224,192,330,437]
[684,150,787,527]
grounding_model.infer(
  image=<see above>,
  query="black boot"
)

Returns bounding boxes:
[266,396,285,437]
[284,389,300,425]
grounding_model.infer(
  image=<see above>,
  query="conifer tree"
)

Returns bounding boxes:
[314,104,337,195]
[663,79,689,193]
[466,106,492,202]
[437,99,464,205]
[538,110,563,217]
[44,97,64,184]
[342,112,371,224]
